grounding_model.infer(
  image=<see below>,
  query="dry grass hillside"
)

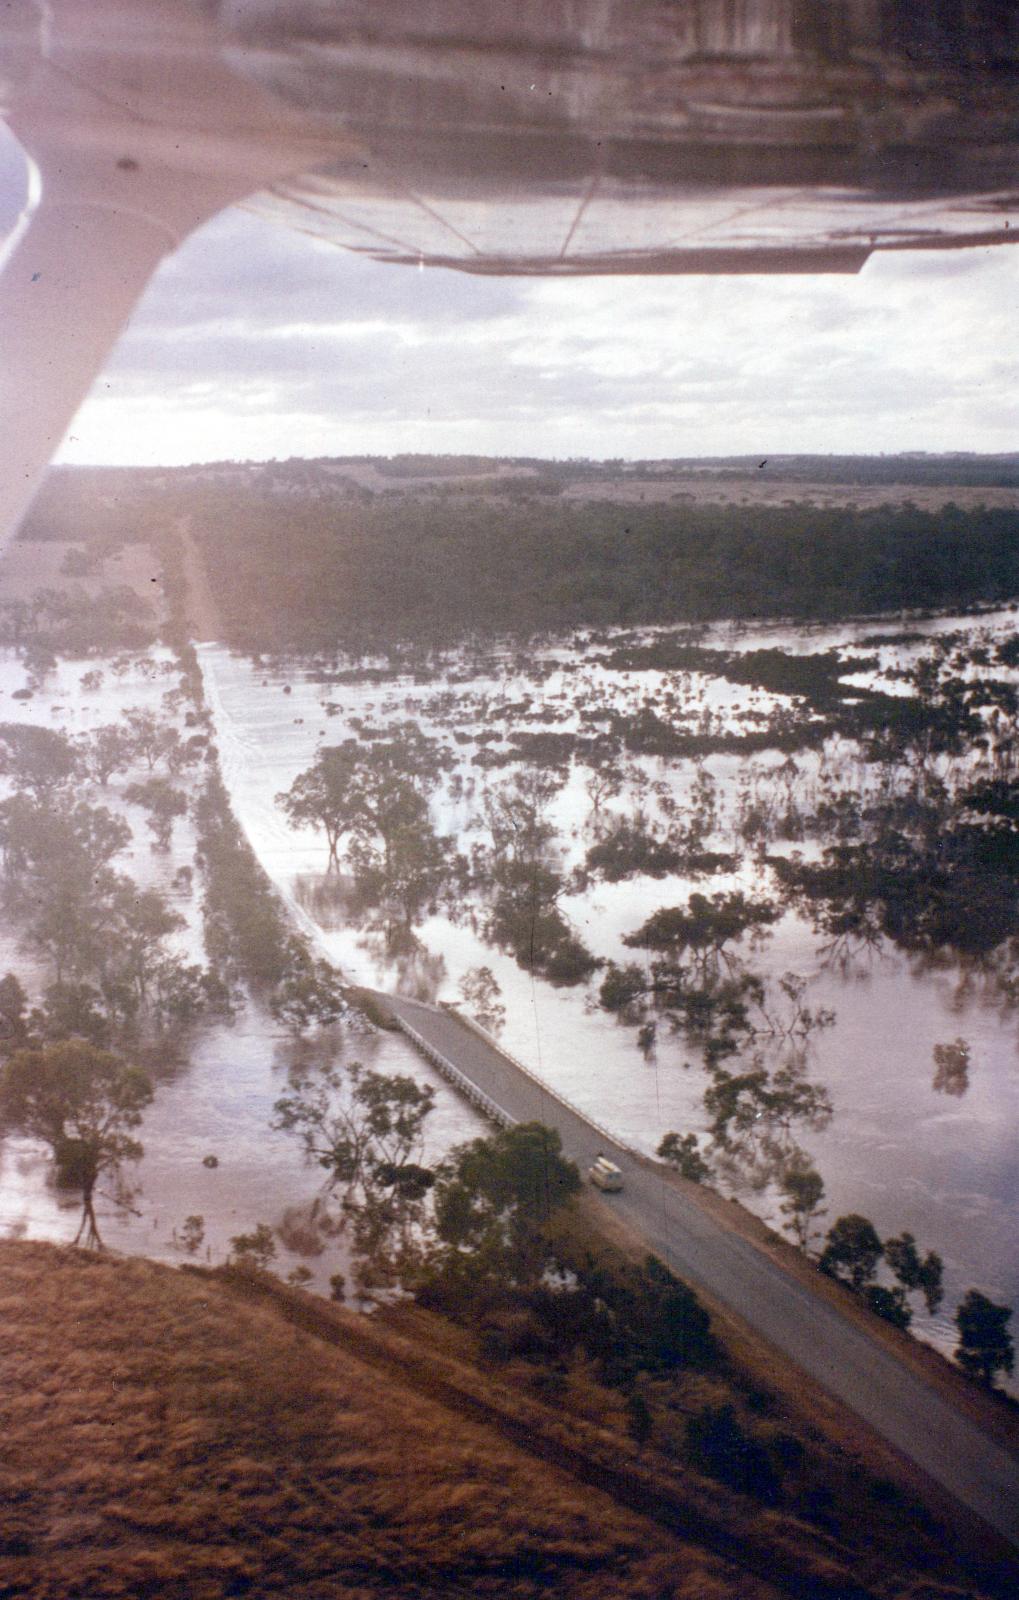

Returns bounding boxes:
[0,1241,1013,1600]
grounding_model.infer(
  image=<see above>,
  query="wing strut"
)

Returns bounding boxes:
[0,191,179,540]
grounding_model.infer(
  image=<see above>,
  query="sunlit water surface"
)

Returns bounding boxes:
[199,611,1019,1365]
[0,615,1016,1375]
[0,647,485,1285]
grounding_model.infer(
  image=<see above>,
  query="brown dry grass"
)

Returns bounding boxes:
[0,541,161,612]
[0,1241,780,1600]
[546,1192,1019,1596]
[558,479,1019,512]
[0,1241,1013,1600]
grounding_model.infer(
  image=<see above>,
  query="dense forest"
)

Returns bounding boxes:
[18,460,1019,652]
[183,490,1019,651]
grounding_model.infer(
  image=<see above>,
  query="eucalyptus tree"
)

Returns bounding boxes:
[80,723,134,786]
[777,1156,827,1252]
[0,1039,153,1248]
[0,723,80,796]
[479,768,596,985]
[272,1059,436,1302]
[277,725,452,928]
[124,776,189,849]
[954,1290,1014,1388]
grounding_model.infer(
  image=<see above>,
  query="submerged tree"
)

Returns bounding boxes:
[80,723,134,786]
[272,1059,436,1301]
[269,948,347,1036]
[777,1155,827,1253]
[458,966,506,1036]
[123,707,189,775]
[228,1222,277,1270]
[278,725,448,867]
[599,894,803,1071]
[277,726,452,932]
[0,1039,153,1246]
[480,769,597,985]
[624,892,780,979]
[0,723,80,796]
[932,1037,970,1098]
[0,972,31,1053]
[704,1057,833,1192]
[125,777,189,849]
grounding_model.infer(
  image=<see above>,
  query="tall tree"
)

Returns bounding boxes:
[277,727,451,921]
[429,1122,580,1300]
[0,1039,153,1246]
[481,770,596,985]
[125,777,189,849]
[954,1290,1014,1388]
[0,972,31,1052]
[80,723,134,786]
[884,1231,944,1315]
[0,723,79,796]
[458,966,506,1036]
[123,708,186,774]
[777,1155,827,1252]
[269,950,347,1036]
[272,1059,436,1301]
[819,1214,883,1293]
[657,1130,713,1184]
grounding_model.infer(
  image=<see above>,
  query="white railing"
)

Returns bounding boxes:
[394,1014,516,1130]
[437,1002,632,1157]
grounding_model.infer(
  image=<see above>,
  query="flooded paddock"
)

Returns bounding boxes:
[199,610,1019,1362]
[0,609,1016,1369]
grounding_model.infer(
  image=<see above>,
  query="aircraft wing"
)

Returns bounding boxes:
[1,0,1016,540]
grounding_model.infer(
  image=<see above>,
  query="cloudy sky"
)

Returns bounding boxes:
[1,123,1015,466]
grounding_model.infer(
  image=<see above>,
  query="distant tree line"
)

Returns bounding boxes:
[180,489,1019,651]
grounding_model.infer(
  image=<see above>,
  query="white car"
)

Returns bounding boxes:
[588,1155,623,1193]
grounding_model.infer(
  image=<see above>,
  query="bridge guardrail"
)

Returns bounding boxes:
[394,1013,517,1131]
[437,1002,633,1158]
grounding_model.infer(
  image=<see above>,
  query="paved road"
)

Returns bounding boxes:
[377,992,1019,1548]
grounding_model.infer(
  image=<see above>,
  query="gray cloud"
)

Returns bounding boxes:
[37,196,1018,463]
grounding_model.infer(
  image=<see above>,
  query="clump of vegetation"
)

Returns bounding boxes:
[954,1290,1015,1389]
[818,1214,944,1331]
[269,954,348,1036]
[228,1221,278,1270]
[194,771,297,988]
[685,1403,780,1503]
[0,584,155,659]
[181,474,1019,651]
[584,818,684,882]
[0,1039,153,1246]
[0,781,225,1042]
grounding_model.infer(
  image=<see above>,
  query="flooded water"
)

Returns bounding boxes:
[199,612,1019,1364]
[1,614,1016,1373]
[0,645,486,1285]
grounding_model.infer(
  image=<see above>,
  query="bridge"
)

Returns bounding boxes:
[371,989,1019,1550]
